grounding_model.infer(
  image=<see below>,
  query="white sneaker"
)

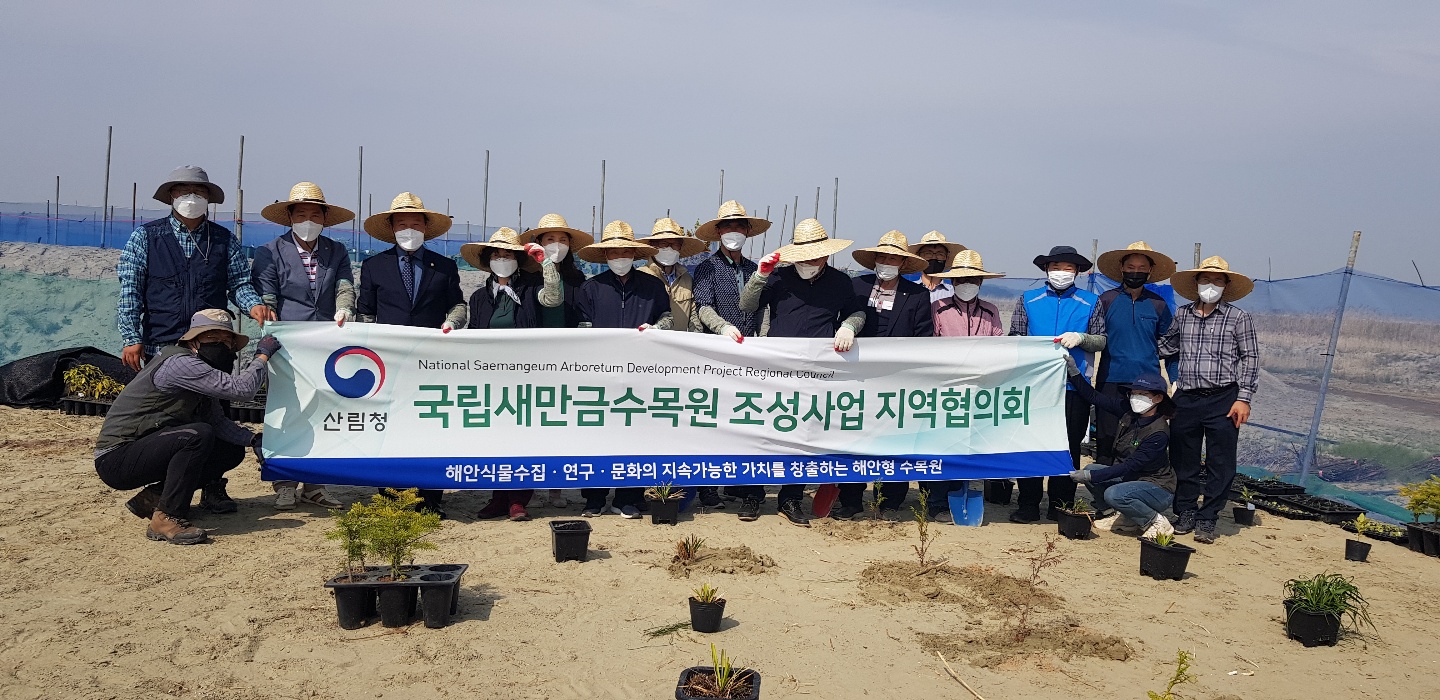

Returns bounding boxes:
[1092,513,1121,532]
[1142,514,1176,540]
[275,484,297,510]
[545,490,569,509]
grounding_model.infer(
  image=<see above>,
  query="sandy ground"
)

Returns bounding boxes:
[2,406,1438,700]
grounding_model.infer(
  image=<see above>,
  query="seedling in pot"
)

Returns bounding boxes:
[1152,531,1175,547]
[645,482,684,502]
[324,503,371,582]
[366,488,443,581]
[674,534,706,564]
[1398,476,1440,523]
[1057,498,1093,516]
[1283,572,1375,635]
[693,583,722,604]
[909,488,937,567]
[680,644,756,699]
[1239,486,1258,509]
[62,364,125,399]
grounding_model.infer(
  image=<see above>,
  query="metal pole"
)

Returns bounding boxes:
[1298,231,1363,485]
[1090,239,1099,288]
[832,178,838,234]
[481,149,490,242]
[356,146,364,251]
[45,200,51,244]
[1193,243,1201,267]
[235,135,244,244]
[793,194,799,231]
[814,187,820,219]
[1412,260,1426,287]
[102,125,113,247]
[591,206,596,235]
[719,169,725,206]
[518,201,523,231]
[55,176,60,244]
[599,160,607,227]
[131,182,136,227]
[446,198,450,216]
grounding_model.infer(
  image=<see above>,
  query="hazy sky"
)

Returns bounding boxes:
[3,1,1437,282]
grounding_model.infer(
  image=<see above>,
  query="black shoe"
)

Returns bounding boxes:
[125,483,163,519]
[1173,511,1197,535]
[737,497,762,522]
[1009,508,1041,524]
[832,504,863,520]
[198,478,237,514]
[1193,521,1217,544]
[698,487,724,509]
[778,500,811,527]
[1044,506,1059,521]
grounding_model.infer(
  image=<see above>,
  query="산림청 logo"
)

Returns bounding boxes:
[324,346,386,399]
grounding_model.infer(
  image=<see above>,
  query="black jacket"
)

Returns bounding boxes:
[853,274,935,337]
[357,246,464,328]
[467,272,543,329]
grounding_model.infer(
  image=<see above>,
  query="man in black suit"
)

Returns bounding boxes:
[837,230,935,519]
[357,192,466,517]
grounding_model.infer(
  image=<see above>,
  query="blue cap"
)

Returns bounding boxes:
[1126,372,1168,393]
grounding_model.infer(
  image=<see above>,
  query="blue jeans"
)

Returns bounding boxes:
[1100,480,1173,524]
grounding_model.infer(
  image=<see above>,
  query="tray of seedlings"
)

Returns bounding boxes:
[1252,497,1320,521]
[1275,494,1364,525]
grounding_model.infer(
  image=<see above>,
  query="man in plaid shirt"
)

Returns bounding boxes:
[1158,256,1260,544]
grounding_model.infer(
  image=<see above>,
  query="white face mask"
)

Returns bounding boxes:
[488,257,518,279]
[1129,394,1157,414]
[291,220,323,242]
[874,264,900,281]
[655,248,681,266]
[173,193,208,219]
[543,242,569,263]
[954,282,981,302]
[607,257,634,276]
[720,232,747,251]
[1047,270,1076,290]
[394,228,425,252]
[1197,283,1224,304]
[795,262,823,280]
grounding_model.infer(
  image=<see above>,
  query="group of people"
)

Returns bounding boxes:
[96,165,1259,547]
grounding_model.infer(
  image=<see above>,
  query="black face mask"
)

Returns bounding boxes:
[1121,272,1150,289]
[925,259,946,275]
[197,342,236,373]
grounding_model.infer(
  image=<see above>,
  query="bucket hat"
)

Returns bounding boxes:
[518,213,595,249]
[1032,245,1093,273]
[638,217,708,258]
[773,218,852,263]
[153,165,225,205]
[932,249,1006,280]
[460,227,539,273]
[1171,256,1254,303]
[851,230,928,275]
[261,182,355,227]
[363,192,452,243]
[1097,241,1177,284]
[577,221,658,263]
[694,200,772,242]
[177,309,248,350]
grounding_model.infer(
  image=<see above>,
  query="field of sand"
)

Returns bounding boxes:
[1,405,1437,700]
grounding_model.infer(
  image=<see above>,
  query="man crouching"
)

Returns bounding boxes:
[93,309,280,544]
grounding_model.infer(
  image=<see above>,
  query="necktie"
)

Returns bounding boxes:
[401,254,415,301]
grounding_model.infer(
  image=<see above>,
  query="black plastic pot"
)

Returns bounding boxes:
[551,520,592,562]
[1274,494,1364,525]
[689,597,726,633]
[330,580,376,630]
[1405,523,1428,553]
[1422,525,1440,557]
[377,585,418,628]
[648,497,682,526]
[1344,539,1371,562]
[984,479,1014,505]
[1138,537,1196,580]
[676,666,761,700]
[60,397,114,416]
[1284,601,1341,647]
[1233,505,1256,526]
[1055,510,1092,539]
[1250,480,1306,497]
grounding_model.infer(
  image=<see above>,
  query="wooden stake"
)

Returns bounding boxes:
[936,652,985,700]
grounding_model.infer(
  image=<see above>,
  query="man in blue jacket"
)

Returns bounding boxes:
[1008,246,1107,523]
[1093,242,1175,467]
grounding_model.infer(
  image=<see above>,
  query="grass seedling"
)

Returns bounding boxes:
[693,583,722,604]
[1284,573,1376,634]
[910,488,937,568]
[1152,531,1175,547]
[1147,649,1196,700]
[643,620,691,638]
[645,482,683,501]
[674,534,706,564]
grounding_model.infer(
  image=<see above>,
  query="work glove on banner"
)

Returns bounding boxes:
[441,321,455,334]
[524,243,547,265]
[1068,469,1092,483]
[638,323,654,332]
[335,309,352,327]
[256,335,282,359]
[833,326,855,352]
[251,432,265,467]
[1058,331,1085,349]
[722,325,744,343]
[758,252,780,275]
[1063,354,1080,376]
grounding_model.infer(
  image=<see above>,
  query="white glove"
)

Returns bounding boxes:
[833,326,856,352]
[722,325,744,343]
[334,309,352,327]
[1059,331,1084,349]
[638,323,654,331]
[441,321,455,334]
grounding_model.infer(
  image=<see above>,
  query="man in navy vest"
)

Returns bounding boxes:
[117,166,271,371]
[357,192,466,517]
[1093,242,1175,468]
[1008,246,1107,523]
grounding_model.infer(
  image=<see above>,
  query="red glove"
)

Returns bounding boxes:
[524,242,546,264]
[759,252,781,275]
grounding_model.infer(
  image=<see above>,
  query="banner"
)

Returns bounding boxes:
[259,322,1072,489]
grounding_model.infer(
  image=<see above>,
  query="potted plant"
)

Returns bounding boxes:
[1399,476,1440,556]
[1282,573,1374,647]
[689,583,726,633]
[676,644,759,699]
[1053,499,1093,539]
[550,519,593,562]
[323,502,377,629]
[60,364,125,416]
[1233,487,1257,526]
[1138,531,1196,581]
[645,482,685,525]
[1343,515,1374,562]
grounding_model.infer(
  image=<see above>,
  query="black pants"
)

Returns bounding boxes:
[1091,382,1128,466]
[918,481,957,510]
[416,489,444,509]
[95,423,246,515]
[1017,391,1088,513]
[731,485,767,502]
[580,487,643,508]
[838,481,910,510]
[777,483,806,504]
[1170,386,1240,523]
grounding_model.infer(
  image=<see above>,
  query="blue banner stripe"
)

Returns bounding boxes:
[261,450,1072,490]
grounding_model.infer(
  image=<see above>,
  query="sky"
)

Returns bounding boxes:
[2,1,1438,282]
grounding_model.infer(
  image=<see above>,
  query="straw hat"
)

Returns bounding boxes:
[932,249,1006,280]
[153,165,225,205]
[694,200,772,242]
[1171,256,1254,303]
[577,220,659,264]
[772,218,852,263]
[177,309,248,350]
[907,230,967,259]
[261,182,355,228]
[459,227,539,273]
[851,231,928,275]
[1097,241,1177,284]
[518,213,595,250]
[363,192,452,243]
[638,217,708,258]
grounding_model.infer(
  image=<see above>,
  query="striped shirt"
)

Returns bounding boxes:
[295,239,319,291]
[1158,302,1260,402]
